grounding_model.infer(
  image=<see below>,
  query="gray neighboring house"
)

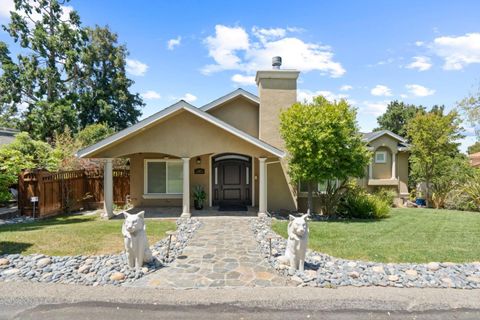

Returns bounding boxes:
[0,127,19,147]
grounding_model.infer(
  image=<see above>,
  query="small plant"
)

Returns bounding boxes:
[193,185,206,210]
[374,188,396,207]
[339,187,390,219]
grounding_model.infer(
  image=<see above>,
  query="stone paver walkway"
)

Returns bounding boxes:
[131,217,290,289]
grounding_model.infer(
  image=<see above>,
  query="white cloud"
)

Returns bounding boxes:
[167,36,181,50]
[231,74,256,86]
[406,56,432,71]
[405,84,435,97]
[1,0,73,25]
[126,59,148,76]
[181,93,197,103]
[141,90,161,100]
[340,85,353,91]
[415,41,424,47]
[202,25,345,78]
[370,85,392,97]
[359,101,389,116]
[297,89,348,103]
[431,33,480,70]
[0,0,14,18]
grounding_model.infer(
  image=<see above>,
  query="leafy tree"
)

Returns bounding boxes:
[76,26,143,131]
[76,123,114,147]
[0,1,143,139]
[407,110,463,207]
[1,0,86,139]
[468,141,480,154]
[280,96,370,215]
[430,155,472,209]
[458,85,480,139]
[375,101,425,137]
[0,132,57,200]
[52,126,82,170]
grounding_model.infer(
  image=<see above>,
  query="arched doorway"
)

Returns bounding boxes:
[212,154,252,208]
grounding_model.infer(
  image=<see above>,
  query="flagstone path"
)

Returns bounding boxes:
[130,217,291,289]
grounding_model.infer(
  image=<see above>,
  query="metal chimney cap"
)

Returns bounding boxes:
[272,56,282,69]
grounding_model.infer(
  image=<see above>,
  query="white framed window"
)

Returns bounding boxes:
[144,159,183,195]
[298,180,339,195]
[375,151,387,164]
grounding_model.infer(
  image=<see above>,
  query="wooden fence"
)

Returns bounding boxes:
[18,169,130,218]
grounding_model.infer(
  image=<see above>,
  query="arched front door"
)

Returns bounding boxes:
[212,154,252,207]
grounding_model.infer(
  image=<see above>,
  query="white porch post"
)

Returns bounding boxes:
[369,161,373,180]
[102,158,113,219]
[258,157,267,217]
[391,152,397,179]
[181,157,191,218]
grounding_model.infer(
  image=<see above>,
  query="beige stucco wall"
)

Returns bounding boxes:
[372,146,392,179]
[397,151,409,195]
[257,77,297,150]
[267,161,297,212]
[87,110,277,159]
[207,97,259,137]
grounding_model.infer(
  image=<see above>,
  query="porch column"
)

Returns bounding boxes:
[258,157,267,218]
[369,161,373,180]
[391,152,397,179]
[181,157,191,218]
[102,158,113,219]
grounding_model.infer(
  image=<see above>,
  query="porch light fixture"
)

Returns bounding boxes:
[196,157,201,165]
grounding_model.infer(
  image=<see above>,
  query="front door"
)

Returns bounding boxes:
[212,155,251,206]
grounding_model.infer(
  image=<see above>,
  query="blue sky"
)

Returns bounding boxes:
[1,1,479,151]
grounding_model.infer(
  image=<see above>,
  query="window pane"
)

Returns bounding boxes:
[167,162,183,193]
[147,162,166,193]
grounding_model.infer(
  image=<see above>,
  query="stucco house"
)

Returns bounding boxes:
[77,58,409,218]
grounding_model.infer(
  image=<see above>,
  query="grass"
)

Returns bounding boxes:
[0,214,176,256]
[272,208,480,263]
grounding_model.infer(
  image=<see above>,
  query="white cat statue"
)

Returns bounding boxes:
[278,214,309,272]
[122,211,153,270]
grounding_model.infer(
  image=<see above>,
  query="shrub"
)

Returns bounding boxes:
[374,188,396,206]
[339,187,390,219]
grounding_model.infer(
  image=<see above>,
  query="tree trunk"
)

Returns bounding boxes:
[425,177,430,208]
[307,181,313,216]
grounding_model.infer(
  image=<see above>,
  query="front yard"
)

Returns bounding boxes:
[272,208,480,263]
[0,214,176,256]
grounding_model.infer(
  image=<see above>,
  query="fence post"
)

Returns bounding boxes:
[36,170,46,217]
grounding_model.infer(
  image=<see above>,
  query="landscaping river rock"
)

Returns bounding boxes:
[0,218,201,286]
[251,217,480,289]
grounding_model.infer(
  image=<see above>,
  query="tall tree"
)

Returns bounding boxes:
[1,0,86,139]
[406,110,463,207]
[0,1,143,139]
[375,101,425,137]
[76,26,143,130]
[468,141,480,154]
[280,96,370,215]
[458,85,480,139]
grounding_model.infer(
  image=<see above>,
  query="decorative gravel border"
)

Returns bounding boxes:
[0,215,34,226]
[252,217,480,289]
[0,218,202,286]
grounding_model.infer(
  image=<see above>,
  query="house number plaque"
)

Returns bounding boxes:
[194,168,205,174]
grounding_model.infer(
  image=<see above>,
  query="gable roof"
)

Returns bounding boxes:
[362,130,407,144]
[201,88,259,112]
[76,100,284,158]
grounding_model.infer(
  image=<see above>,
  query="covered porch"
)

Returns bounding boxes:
[76,101,289,218]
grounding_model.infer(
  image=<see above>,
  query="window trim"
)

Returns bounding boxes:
[298,179,340,197]
[144,159,183,196]
[375,151,387,164]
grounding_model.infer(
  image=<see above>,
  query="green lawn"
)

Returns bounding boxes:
[272,208,480,263]
[0,214,176,256]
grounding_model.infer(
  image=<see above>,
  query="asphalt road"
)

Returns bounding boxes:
[3,302,480,320]
[0,282,479,319]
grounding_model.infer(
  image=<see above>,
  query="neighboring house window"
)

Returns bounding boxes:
[298,180,339,194]
[145,160,183,194]
[375,151,387,163]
